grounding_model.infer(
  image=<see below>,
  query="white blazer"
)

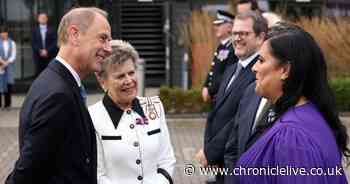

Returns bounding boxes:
[89,96,176,184]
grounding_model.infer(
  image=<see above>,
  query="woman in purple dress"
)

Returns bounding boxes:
[235,23,350,183]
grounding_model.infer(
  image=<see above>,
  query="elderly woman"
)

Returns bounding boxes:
[235,23,349,183]
[89,40,176,184]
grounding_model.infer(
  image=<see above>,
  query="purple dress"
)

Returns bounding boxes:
[236,102,348,183]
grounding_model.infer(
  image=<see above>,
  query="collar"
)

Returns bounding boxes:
[56,56,82,87]
[220,37,231,45]
[1,40,9,46]
[102,93,146,129]
[238,52,259,68]
[39,25,47,29]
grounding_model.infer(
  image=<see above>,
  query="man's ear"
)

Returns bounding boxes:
[257,32,266,46]
[67,25,80,46]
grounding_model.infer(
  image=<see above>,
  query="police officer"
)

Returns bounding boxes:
[202,10,238,105]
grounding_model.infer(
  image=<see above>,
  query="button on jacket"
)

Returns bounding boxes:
[203,40,238,99]
[89,95,176,184]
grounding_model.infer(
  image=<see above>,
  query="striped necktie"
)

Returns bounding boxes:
[80,85,87,104]
[225,63,243,92]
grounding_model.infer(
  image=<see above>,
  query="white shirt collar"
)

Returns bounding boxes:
[2,40,9,57]
[55,56,82,87]
[238,52,259,68]
[220,37,231,45]
[39,24,47,29]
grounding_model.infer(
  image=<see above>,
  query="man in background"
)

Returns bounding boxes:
[196,11,268,184]
[32,12,58,76]
[202,10,238,106]
[236,0,260,14]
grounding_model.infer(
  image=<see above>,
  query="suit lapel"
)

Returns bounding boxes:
[35,28,43,49]
[48,60,93,153]
[245,104,270,151]
[214,56,258,109]
[245,95,261,134]
[215,64,235,104]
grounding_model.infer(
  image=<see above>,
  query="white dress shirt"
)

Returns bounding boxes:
[0,40,16,63]
[55,56,82,87]
[226,52,259,91]
[39,24,47,48]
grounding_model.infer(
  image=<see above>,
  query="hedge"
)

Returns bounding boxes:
[330,78,350,112]
[159,86,210,113]
[160,78,350,113]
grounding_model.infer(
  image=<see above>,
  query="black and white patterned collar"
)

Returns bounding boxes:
[102,93,146,129]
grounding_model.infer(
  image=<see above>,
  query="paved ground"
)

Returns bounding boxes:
[0,89,209,183]
[1,90,350,183]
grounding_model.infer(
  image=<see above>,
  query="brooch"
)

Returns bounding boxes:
[136,117,149,125]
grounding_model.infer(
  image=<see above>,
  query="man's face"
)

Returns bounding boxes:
[77,14,112,75]
[0,32,8,40]
[38,13,48,25]
[231,18,264,60]
[237,3,252,14]
[214,22,232,40]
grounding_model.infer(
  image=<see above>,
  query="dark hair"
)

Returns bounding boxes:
[237,0,259,11]
[0,25,9,33]
[236,11,268,36]
[266,23,350,159]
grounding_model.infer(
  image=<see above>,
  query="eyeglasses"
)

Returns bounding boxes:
[232,31,254,38]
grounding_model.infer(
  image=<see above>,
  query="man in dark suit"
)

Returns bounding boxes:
[6,7,112,184]
[32,12,58,76]
[195,11,267,184]
[202,10,238,105]
[223,83,271,184]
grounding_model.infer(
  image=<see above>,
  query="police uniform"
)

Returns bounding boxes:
[89,95,176,184]
[203,10,238,101]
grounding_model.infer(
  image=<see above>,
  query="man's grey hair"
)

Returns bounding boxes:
[57,7,108,47]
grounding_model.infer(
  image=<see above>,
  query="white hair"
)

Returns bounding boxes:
[262,12,283,28]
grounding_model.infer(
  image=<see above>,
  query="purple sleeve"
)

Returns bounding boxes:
[238,124,347,184]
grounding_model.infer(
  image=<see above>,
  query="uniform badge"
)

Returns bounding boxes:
[146,97,159,120]
[148,111,157,120]
[217,50,229,61]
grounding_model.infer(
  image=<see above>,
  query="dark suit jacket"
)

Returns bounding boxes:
[6,60,97,184]
[224,82,270,184]
[32,25,58,63]
[204,41,238,99]
[204,56,258,166]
